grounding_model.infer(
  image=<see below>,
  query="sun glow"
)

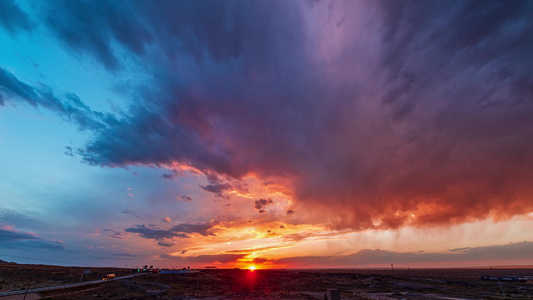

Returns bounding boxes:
[248,265,257,271]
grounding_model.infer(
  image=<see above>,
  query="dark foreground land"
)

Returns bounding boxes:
[1,264,533,299]
[0,263,132,292]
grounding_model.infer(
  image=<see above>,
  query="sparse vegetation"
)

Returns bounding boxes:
[2,264,533,299]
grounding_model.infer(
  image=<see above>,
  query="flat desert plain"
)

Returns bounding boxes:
[1,263,533,299]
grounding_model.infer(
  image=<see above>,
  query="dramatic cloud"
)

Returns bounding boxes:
[4,0,533,234]
[40,0,152,70]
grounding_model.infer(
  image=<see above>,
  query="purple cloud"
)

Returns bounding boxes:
[125,224,187,241]
[3,1,533,232]
[125,222,217,244]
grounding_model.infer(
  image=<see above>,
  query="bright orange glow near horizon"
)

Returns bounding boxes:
[248,265,256,271]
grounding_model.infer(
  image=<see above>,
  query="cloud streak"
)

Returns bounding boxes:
[159,253,245,264]
[0,67,114,131]
[0,223,65,251]
[276,241,533,268]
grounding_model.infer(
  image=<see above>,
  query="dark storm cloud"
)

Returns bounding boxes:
[6,1,533,230]
[276,241,533,267]
[0,0,34,36]
[41,0,152,70]
[254,198,274,214]
[39,1,301,72]
[377,0,533,118]
[77,1,533,229]
[66,0,311,178]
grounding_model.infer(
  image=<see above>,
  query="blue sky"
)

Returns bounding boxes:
[1,0,533,269]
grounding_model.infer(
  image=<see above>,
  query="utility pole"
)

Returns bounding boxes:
[23,282,34,300]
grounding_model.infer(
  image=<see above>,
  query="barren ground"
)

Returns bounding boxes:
[2,264,533,299]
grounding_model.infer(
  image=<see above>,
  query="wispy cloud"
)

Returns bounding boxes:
[0,223,66,251]
[121,209,141,219]
[0,68,115,131]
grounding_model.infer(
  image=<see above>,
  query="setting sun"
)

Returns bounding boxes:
[248,266,257,271]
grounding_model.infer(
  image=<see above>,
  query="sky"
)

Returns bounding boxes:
[1,0,533,269]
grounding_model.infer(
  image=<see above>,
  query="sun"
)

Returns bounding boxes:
[248,265,257,271]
